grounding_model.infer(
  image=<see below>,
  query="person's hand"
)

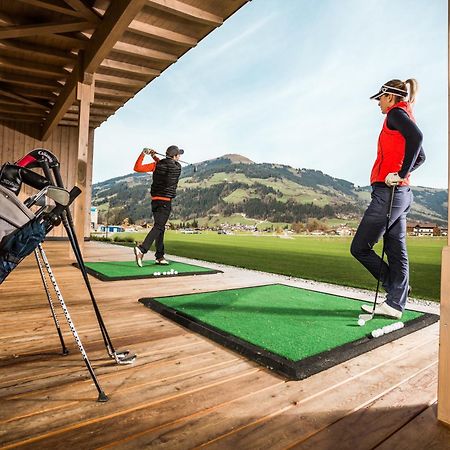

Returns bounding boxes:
[385,172,403,187]
[143,148,156,156]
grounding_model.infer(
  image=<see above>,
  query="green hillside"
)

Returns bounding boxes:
[92,154,448,227]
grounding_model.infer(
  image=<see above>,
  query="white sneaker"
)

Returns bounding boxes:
[361,302,402,319]
[155,258,169,265]
[134,246,144,268]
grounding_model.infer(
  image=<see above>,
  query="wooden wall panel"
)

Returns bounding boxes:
[0,121,94,238]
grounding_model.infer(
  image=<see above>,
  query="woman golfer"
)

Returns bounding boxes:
[133,145,183,267]
[351,79,425,319]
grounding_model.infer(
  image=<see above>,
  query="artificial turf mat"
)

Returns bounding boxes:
[73,260,222,281]
[139,284,439,380]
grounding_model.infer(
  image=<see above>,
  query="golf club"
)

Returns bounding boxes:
[145,149,197,172]
[359,184,396,324]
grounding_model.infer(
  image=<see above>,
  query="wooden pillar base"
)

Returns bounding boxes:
[438,245,450,425]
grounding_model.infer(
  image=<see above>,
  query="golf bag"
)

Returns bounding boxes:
[0,149,136,401]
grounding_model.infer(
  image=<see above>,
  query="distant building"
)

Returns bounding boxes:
[98,225,124,233]
[407,222,442,236]
[90,207,98,230]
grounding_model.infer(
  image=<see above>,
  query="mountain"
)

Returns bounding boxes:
[92,155,448,226]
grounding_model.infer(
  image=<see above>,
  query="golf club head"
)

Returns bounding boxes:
[46,186,70,206]
[358,313,374,322]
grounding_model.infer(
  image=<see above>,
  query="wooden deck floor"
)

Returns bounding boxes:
[1,241,449,449]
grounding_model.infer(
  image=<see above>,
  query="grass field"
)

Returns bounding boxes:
[110,232,445,301]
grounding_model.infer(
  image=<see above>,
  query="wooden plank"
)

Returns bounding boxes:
[128,19,197,46]
[0,73,62,90]
[145,0,223,26]
[99,58,160,78]
[0,86,51,109]
[290,365,437,449]
[0,21,92,39]
[94,72,146,89]
[0,56,68,78]
[376,404,450,450]
[112,40,177,62]
[40,0,146,140]
[14,0,87,18]
[93,335,440,449]
[62,0,101,23]
[0,40,77,65]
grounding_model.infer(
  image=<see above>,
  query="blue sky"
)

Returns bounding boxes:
[94,0,448,189]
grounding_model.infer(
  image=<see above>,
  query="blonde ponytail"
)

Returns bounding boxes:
[384,78,418,104]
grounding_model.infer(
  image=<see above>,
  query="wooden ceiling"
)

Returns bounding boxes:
[0,0,250,139]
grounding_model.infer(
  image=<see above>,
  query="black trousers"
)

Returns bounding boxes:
[350,185,413,312]
[138,200,171,259]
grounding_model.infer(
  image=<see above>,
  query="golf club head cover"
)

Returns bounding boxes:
[16,148,60,169]
[0,163,50,196]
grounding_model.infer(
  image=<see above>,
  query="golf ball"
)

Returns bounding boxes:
[371,330,379,338]
[358,318,365,326]
[163,271,167,275]
[174,271,178,275]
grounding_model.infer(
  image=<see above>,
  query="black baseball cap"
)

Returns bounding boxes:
[370,84,408,100]
[166,145,184,157]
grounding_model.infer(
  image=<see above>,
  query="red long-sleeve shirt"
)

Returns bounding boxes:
[133,153,171,201]
[133,152,159,173]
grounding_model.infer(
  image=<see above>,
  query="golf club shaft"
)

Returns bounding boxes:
[153,150,192,166]
[371,185,396,314]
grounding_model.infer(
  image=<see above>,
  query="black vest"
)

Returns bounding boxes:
[151,158,181,198]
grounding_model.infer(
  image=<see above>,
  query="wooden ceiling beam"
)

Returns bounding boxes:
[112,40,177,62]
[0,73,62,90]
[128,19,196,47]
[0,21,93,39]
[0,40,77,65]
[41,0,146,140]
[145,0,223,26]
[94,86,132,99]
[62,0,102,23]
[99,58,160,78]
[94,73,146,89]
[14,0,87,18]
[0,85,51,109]
[0,115,41,123]
[0,56,68,78]
[0,106,47,117]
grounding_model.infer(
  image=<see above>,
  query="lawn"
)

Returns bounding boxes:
[110,232,445,301]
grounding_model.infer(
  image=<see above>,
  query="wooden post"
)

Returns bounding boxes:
[73,73,95,254]
[437,0,450,425]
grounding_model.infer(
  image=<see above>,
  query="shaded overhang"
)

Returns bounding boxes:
[0,0,251,140]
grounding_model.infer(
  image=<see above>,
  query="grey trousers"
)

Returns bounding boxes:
[350,185,413,312]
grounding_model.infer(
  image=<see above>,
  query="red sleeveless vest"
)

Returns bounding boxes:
[370,101,414,186]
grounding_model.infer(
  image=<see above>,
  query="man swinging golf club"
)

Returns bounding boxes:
[133,145,184,267]
[350,79,425,319]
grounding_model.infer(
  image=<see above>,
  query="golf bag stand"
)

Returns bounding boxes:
[36,244,108,401]
[34,246,69,356]
[16,149,136,365]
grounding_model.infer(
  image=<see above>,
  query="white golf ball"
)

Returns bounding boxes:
[153,273,157,276]
[174,271,178,275]
[163,271,167,275]
[371,330,379,338]
[358,318,365,326]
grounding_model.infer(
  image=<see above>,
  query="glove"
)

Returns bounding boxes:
[142,148,156,156]
[385,172,403,187]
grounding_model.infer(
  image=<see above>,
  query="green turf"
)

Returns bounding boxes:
[83,260,214,278]
[153,284,423,361]
[110,232,445,301]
